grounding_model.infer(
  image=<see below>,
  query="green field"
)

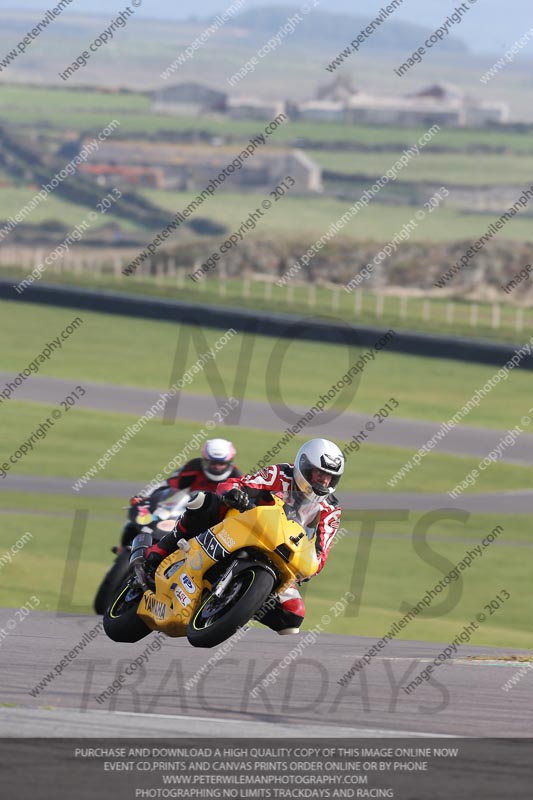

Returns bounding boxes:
[0,495,529,648]
[311,150,533,185]
[3,182,532,247]
[3,177,533,245]
[0,186,140,231]
[0,86,148,114]
[3,84,533,252]
[0,299,531,429]
[143,188,533,243]
[1,401,529,495]
[307,513,532,648]
[3,86,533,152]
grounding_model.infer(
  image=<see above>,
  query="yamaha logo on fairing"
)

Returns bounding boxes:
[144,594,166,620]
[321,453,342,472]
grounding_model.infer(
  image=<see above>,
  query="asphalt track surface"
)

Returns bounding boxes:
[2,611,532,738]
[2,371,533,464]
[3,474,533,515]
[3,371,533,511]
[2,374,532,741]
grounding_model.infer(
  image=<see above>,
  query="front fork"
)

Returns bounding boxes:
[212,552,278,596]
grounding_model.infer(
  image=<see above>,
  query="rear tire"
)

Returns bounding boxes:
[94,549,131,615]
[103,581,151,643]
[187,567,274,649]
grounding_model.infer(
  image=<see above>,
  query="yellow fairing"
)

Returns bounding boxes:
[214,497,319,587]
[136,539,216,636]
[136,495,319,636]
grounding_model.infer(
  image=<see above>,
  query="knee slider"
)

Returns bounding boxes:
[186,491,207,511]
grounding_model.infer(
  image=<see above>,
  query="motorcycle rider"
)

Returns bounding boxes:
[123,439,241,546]
[144,438,344,635]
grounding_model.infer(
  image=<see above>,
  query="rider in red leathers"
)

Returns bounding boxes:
[123,439,241,546]
[146,438,241,504]
[145,438,344,635]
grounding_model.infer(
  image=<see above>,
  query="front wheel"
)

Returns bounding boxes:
[94,549,131,615]
[187,567,275,648]
[103,580,151,643]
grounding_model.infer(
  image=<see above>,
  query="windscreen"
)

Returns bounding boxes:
[282,493,321,538]
[157,490,190,518]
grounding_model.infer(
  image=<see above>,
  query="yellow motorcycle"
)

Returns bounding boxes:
[103,494,320,648]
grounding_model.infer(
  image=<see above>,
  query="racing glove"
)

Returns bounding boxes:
[221,487,250,512]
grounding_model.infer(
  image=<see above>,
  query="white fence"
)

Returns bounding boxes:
[0,245,530,332]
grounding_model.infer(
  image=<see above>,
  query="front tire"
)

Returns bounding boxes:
[187,567,274,648]
[94,549,131,615]
[103,581,151,643]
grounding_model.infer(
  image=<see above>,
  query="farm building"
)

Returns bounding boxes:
[227,97,286,121]
[295,101,345,123]
[151,82,227,116]
[79,140,322,193]
[296,78,508,128]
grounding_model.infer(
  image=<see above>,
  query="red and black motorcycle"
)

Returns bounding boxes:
[94,490,190,614]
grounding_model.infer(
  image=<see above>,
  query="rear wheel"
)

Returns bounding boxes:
[187,567,274,648]
[103,581,151,643]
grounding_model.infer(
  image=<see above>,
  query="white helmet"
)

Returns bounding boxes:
[201,439,236,482]
[293,438,344,498]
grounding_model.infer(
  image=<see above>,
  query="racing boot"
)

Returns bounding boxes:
[256,586,306,635]
[144,490,224,572]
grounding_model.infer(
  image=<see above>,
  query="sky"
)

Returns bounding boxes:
[2,0,533,55]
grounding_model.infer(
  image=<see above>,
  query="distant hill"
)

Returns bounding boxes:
[5,0,533,54]
[224,5,465,53]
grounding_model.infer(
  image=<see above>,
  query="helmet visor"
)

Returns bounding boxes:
[299,454,342,495]
[203,458,232,476]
